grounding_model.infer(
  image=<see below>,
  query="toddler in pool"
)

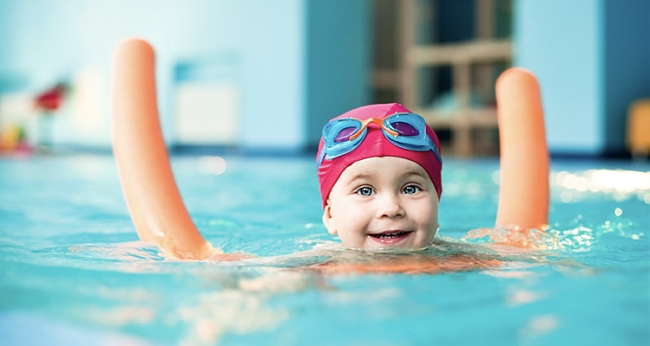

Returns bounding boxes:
[113,38,548,261]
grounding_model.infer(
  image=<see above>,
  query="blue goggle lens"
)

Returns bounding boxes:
[334,126,358,143]
[389,121,419,136]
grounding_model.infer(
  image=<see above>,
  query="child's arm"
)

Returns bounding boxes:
[495,68,549,230]
[112,38,215,260]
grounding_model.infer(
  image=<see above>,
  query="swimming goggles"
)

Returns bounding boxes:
[317,112,443,166]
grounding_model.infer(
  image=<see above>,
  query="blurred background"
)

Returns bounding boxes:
[0,0,648,157]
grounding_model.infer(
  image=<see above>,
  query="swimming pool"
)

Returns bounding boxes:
[1,154,648,345]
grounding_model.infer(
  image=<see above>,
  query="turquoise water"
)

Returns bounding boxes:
[0,154,648,345]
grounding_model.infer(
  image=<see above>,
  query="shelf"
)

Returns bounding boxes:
[416,107,499,129]
[417,107,499,157]
[369,0,512,157]
[409,40,512,66]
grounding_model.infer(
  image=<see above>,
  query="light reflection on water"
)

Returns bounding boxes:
[0,155,648,345]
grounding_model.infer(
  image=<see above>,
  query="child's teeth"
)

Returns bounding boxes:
[381,232,400,238]
[370,231,409,239]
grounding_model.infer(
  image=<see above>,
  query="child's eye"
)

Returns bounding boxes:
[403,185,420,194]
[356,186,374,197]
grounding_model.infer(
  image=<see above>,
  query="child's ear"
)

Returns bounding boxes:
[322,204,337,235]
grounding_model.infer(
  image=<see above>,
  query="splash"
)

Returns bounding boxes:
[462,218,646,254]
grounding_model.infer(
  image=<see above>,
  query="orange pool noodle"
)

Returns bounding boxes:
[495,68,549,230]
[112,38,213,260]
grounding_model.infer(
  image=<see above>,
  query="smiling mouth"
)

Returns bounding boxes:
[368,231,413,244]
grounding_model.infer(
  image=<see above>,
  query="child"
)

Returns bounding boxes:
[316,103,442,251]
[112,38,549,263]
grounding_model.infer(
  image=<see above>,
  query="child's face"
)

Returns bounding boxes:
[322,156,439,250]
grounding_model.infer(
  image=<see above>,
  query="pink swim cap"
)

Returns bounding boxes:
[317,103,442,208]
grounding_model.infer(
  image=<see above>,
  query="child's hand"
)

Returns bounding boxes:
[465,227,548,249]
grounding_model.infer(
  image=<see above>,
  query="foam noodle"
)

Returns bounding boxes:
[112,38,215,260]
[495,68,549,230]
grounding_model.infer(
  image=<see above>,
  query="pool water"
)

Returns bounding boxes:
[0,154,648,345]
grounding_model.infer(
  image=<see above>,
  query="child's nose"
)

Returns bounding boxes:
[377,193,405,219]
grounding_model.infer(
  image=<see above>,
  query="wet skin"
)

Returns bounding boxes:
[322,156,440,251]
